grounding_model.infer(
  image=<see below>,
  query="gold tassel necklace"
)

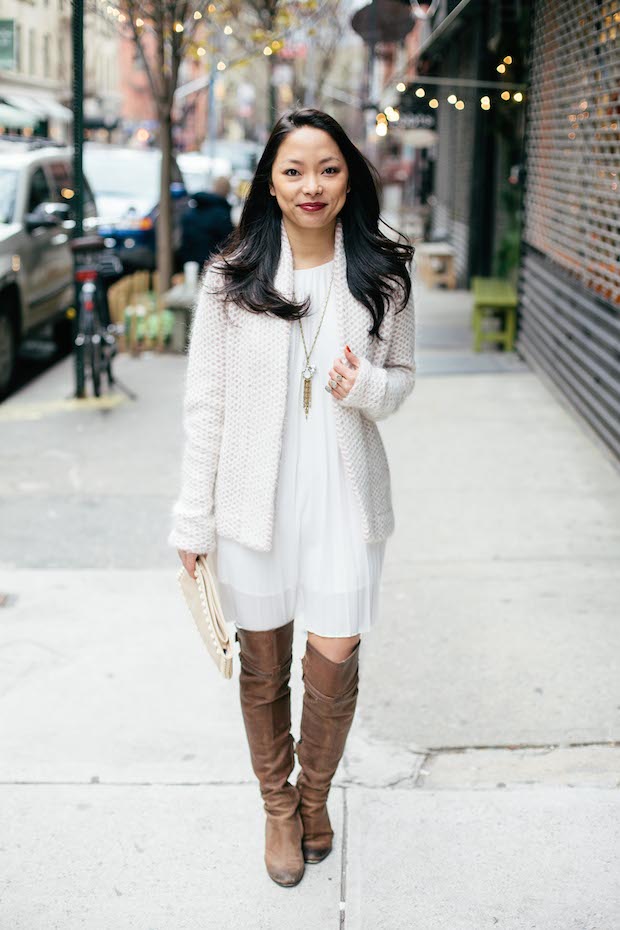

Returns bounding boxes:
[297,264,335,419]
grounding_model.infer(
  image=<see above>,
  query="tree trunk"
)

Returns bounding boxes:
[158,110,174,293]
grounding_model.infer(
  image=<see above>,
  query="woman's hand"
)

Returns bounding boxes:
[328,345,360,400]
[177,549,206,578]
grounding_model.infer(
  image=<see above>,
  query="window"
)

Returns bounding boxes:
[27,168,51,214]
[15,24,21,72]
[43,34,51,78]
[29,28,35,76]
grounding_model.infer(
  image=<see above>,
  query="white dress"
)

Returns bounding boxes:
[212,258,386,638]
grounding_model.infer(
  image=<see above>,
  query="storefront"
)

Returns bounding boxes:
[517,1,620,458]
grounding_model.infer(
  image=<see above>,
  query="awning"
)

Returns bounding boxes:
[0,102,37,129]
[1,92,73,123]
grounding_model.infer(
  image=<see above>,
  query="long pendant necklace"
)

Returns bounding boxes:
[297,264,335,419]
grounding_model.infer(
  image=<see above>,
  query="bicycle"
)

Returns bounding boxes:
[70,235,124,398]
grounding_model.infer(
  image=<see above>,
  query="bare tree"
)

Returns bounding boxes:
[118,0,335,289]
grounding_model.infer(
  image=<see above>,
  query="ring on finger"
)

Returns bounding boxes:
[335,373,343,382]
[328,378,338,389]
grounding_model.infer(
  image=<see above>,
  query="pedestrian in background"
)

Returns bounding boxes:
[179,175,234,269]
[168,107,416,887]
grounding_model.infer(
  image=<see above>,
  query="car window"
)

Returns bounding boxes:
[48,159,97,219]
[0,169,18,224]
[27,167,52,214]
[48,160,77,214]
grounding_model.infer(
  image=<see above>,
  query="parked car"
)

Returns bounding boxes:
[83,143,189,274]
[0,136,98,397]
[176,151,233,195]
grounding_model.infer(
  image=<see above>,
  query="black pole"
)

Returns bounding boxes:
[72,0,85,396]
[71,0,84,237]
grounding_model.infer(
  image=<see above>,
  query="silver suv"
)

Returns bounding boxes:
[0,138,97,397]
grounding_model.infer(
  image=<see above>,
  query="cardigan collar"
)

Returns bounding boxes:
[274,214,354,356]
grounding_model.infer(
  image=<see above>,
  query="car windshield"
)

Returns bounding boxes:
[83,149,161,198]
[0,169,18,224]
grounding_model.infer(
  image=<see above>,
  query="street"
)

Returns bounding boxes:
[1,279,619,929]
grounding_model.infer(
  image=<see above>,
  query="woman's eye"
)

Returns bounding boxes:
[284,167,339,176]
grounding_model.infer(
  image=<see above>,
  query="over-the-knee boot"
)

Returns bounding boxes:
[295,637,360,863]
[236,620,305,886]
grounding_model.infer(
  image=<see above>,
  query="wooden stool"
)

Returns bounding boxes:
[416,242,457,289]
[471,276,518,351]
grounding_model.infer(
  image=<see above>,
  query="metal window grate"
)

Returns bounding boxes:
[523,0,620,307]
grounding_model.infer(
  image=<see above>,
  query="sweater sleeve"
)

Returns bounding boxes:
[167,266,227,554]
[338,284,416,422]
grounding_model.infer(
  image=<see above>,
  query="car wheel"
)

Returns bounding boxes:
[0,311,17,399]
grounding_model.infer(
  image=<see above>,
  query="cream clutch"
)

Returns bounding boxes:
[176,554,234,679]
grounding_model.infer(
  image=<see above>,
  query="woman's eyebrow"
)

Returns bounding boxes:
[281,156,341,165]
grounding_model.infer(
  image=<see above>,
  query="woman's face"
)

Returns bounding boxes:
[269,126,350,232]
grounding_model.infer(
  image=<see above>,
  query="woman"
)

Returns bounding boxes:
[168,108,416,888]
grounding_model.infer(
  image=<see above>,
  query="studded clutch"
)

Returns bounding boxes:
[176,554,234,679]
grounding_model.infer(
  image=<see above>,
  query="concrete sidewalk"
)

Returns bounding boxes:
[1,279,619,929]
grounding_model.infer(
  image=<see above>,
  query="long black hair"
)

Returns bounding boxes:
[208,107,415,341]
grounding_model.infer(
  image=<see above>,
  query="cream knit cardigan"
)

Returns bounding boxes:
[168,216,417,554]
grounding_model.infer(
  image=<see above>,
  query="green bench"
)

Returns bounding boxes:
[471,276,518,352]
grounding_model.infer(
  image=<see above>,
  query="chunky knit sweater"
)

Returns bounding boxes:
[167,216,417,554]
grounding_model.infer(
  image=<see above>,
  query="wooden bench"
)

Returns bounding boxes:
[471,276,518,352]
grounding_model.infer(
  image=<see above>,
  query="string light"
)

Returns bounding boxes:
[396,82,406,92]
[217,60,226,69]
[480,95,491,109]
[429,98,439,108]
[447,94,457,104]
[513,92,523,102]
[497,63,506,73]
[263,46,273,55]
[503,55,512,64]
[376,122,388,136]
[194,10,202,18]
[415,87,425,97]
[501,90,510,100]
[455,100,464,109]
[224,25,233,34]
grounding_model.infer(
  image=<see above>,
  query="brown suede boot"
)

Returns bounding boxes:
[295,637,360,863]
[236,621,305,887]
